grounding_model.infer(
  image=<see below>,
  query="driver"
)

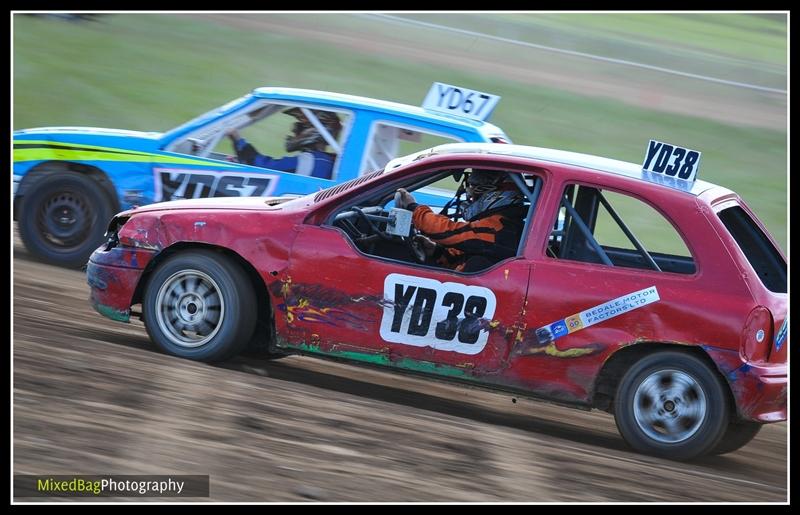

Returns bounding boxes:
[395,169,527,272]
[227,108,342,179]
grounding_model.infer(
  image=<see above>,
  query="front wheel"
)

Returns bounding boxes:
[614,351,729,461]
[143,250,257,362]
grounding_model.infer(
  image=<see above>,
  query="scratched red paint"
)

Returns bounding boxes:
[86,149,787,431]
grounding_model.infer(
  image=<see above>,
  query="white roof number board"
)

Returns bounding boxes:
[422,82,501,122]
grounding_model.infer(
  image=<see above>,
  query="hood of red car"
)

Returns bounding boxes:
[120,196,295,215]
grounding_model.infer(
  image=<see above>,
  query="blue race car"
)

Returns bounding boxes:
[14,83,510,267]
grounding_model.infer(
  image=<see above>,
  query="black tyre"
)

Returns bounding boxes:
[242,320,288,360]
[614,351,729,461]
[19,171,114,268]
[710,419,762,455]
[143,250,257,362]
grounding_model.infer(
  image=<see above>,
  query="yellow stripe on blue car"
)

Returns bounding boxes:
[13,141,240,168]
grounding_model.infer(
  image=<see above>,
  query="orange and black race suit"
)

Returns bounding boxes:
[410,204,527,272]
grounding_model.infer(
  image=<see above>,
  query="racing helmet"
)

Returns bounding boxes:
[462,169,523,221]
[465,168,505,198]
[283,108,342,152]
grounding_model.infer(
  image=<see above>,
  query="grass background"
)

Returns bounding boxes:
[12,13,787,252]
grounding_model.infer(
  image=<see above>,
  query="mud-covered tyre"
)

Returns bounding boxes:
[19,171,114,268]
[614,351,729,461]
[143,250,257,362]
[709,419,762,455]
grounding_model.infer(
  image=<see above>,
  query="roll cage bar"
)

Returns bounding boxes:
[557,186,660,271]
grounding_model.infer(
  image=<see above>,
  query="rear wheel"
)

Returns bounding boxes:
[710,419,762,455]
[143,250,257,362]
[614,351,729,461]
[19,171,114,268]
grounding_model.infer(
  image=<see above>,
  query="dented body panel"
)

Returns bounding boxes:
[87,197,306,322]
[87,144,787,427]
[87,247,157,320]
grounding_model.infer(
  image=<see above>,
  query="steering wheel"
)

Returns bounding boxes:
[352,207,392,240]
[395,192,427,263]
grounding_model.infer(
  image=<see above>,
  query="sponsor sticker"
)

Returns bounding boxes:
[775,318,788,351]
[549,321,569,340]
[565,314,584,333]
[379,273,497,355]
[537,286,660,344]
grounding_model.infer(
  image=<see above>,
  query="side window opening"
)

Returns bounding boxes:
[170,102,352,180]
[548,185,696,274]
[363,124,401,172]
[718,206,786,293]
[327,168,539,274]
[360,122,462,175]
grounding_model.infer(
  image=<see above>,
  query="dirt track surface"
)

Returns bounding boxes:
[12,231,787,502]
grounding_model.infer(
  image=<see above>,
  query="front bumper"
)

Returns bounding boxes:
[87,245,157,322]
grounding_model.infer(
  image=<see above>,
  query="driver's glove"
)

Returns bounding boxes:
[396,188,417,210]
[413,234,438,258]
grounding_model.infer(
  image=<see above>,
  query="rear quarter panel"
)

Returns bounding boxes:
[512,166,757,405]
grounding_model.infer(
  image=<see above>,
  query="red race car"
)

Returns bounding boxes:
[87,141,787,460]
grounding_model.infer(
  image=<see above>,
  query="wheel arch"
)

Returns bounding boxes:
[591,342,736,415]
[14,161,120,220]
[132,242,275,350]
